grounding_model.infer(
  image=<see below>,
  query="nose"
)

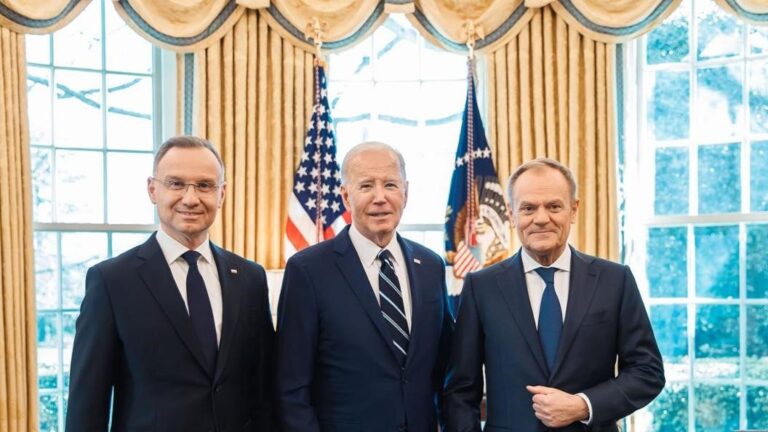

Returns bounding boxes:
[532,207,549,224]
[372,184,386,203]
[180,184,201,204]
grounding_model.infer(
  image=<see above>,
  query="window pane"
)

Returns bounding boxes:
[747,305,768,380]
[35,232,59,310]
[695,65,743,140]
[647,70,689,141]
[749,60,768,134]
[650,305,688,379]
[698,143,740,214]
[694,384,739,432]
[326,39,372,81]
[750,24,768,55]
[748,386,768,429]
[37,312,60,390]
[26,34,51,65]
[38,393,60,432]
[646,227,687,297]
[696,1,743,60]
[373,16,418,81]
[53,70,103,149]
[422,44,467,80]
[747,223,768,298]
[105,4,152,74]
[31,147,53,222]
[55,150,104,223]
[695,304,739,378]
[694,225,739,298]
[106,152,154,224]
[654,147,688,216]
[646,1,690,64]
[106,74,153,150]
[752,141,768,212]
[647,383,688,432]
[112,232,151,257]
[52,0,102,69]
[61,232,107,309]
[62,312,77,388]
[27,67,52,146]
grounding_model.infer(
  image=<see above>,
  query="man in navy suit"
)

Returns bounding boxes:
[444,158,664,431]
[276,142,453,432]
[66,136,275,431]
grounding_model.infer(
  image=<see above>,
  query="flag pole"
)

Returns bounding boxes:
[310,18,325,244]
[464,22,478,248]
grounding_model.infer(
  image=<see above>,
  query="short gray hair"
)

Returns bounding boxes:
[506,157,577,203]
[340,141,406,184]
[153,135,225,179]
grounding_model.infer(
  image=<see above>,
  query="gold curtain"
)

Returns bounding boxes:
[0,27,36,432]
[179,9,314,268]
[487,5,617,260]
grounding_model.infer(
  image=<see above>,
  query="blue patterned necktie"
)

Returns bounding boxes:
[182,250,218,374]
[535,267,562,373]
[377,249,409,364]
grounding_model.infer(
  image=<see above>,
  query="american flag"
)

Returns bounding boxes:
[445,60,511,282]
[285,63,350,259]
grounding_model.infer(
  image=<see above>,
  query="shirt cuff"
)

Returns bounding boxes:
[576,393,593,425]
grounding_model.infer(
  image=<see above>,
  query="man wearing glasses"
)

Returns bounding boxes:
[66,136,275,431]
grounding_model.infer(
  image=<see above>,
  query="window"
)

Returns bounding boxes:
[625,1,768,430]
[26,0,160,428]
[327,14,469,255]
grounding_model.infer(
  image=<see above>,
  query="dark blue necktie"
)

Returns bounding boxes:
[182,250,217,374]
[377,249,409,364]
[535,267,562,373]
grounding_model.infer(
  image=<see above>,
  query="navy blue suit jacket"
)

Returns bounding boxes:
[66,233,276,432]
[276,226,453,432]
[444,248,664,432]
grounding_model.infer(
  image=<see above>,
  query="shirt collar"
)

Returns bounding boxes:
[348,224,404,268]
[156,227,215,266]
[521,245,572,273]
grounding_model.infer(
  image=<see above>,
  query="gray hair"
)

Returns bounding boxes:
[506,157,577,203]
[340,141,407,184]
[153,135,225,179]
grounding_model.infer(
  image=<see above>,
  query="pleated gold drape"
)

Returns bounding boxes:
[180,9,314,268]
[0,28,37,432]
[488,5,617,260]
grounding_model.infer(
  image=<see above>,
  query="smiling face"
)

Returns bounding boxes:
[509,166,579,266]
[147,146,225,249]
[341,146,408,247]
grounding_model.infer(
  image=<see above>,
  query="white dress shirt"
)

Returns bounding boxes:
[349,224,412,329]
[520,246,593,424]
[156,228,223,345]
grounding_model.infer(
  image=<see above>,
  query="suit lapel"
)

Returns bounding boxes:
[495,253,549,377]
[399,236,421,369]
[551,248,599,378]
[136,234,211,377]
[211,243,242,382]
[334,227,402,363]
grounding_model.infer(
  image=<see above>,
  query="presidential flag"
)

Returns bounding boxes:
[285,63,350,259]
[445,60,511,284]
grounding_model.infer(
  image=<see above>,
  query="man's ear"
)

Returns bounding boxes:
[147,177,157,204]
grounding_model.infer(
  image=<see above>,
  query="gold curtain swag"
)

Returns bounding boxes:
[178,9,314,268]
[0,27,36,432]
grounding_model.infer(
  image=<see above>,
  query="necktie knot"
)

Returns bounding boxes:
[534,267,557,285]
[182,250,201,267]
[377,249,394,267]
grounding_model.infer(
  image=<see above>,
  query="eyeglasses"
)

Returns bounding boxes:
[151,177,222,194]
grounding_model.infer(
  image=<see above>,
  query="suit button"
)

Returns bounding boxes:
[215,385,222,393]
[401,375,407,384]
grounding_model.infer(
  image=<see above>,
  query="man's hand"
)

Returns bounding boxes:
[526,385,589,428]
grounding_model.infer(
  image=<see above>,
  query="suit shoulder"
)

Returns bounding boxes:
[405,239,444,265]
[217,247,265,273]
[285,238,336,266]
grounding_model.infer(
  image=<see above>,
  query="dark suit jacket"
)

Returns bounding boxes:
[444,247,664,432]
[66,233,275,432]
[276,226,453,432]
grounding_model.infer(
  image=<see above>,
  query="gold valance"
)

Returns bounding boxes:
[714,0,768,26]
[0,0,91,34]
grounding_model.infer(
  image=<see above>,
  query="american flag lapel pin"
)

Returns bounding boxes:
[414,258,421,265]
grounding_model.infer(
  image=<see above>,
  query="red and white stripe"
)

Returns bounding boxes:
[284,195,350,259]
[452,240,481,278]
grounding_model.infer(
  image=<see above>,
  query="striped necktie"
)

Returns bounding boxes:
[377,249,409,364]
